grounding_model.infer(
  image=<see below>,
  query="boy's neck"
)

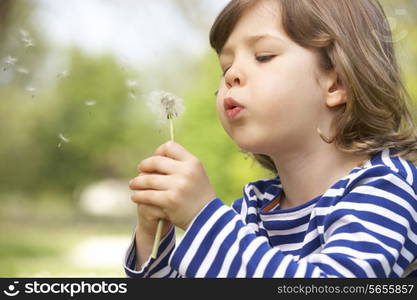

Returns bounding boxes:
[270,144,370,210]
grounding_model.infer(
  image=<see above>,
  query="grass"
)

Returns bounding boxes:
[0,203,134,277]
[0,196,185,277]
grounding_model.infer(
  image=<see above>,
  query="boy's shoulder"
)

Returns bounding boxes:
[237,148,417,208]
[242,148,417,199]
[346,148,417,193]
[239,176,282,209]
[243,176,282,197]
[244,176,281,190]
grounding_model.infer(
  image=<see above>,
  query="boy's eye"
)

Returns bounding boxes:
[256,55,275,63]
[222,67,231,77]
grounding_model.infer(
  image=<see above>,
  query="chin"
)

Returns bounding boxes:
[233,139,266,155]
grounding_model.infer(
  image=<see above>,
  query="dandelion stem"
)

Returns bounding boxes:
[151,118,174,259]
[151,220,164,259]
[169,118,174,141]
[147,91,183,260]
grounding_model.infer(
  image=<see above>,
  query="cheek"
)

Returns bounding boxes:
[258,63,323,112]
[215,93,228,126]
[215,80,227,117]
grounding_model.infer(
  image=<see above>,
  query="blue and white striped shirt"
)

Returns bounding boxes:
[124,148,417,277]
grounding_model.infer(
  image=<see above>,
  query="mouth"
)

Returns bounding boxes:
[224,97,245,120]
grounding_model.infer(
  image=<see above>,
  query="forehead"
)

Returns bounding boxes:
[220,0,288,54]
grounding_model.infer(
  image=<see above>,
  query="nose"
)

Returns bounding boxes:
[225,65,245,88]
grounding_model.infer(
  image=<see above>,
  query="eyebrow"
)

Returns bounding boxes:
[220,34,285,56]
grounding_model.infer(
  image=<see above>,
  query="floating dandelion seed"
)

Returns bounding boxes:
[126,80,139,100]
[22,37,35,48]
[20,29,35,48]
[395,8,407,16]
[128,92,136,100]
[3,56,17,71]
[58,133,70,148]
[16,67,29,75]
[5,56,17,65]
[20,29,29,38]
[85,100,96,116]
[146,90,185,259]
[85,99,97,106]
[25,86,36,98]
[57,70,69,78]
[126,79,138,88]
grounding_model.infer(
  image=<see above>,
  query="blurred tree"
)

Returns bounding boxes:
[0,0,12,37]
[0,48,162,201]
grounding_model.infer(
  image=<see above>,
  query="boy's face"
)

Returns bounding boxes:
[216,0,331,155]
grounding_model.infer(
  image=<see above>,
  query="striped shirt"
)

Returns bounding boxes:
[124,148,417,278]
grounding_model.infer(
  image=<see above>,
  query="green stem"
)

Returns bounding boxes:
[169,118,174,142]
[150,118,175,259]
[151,219,164,259]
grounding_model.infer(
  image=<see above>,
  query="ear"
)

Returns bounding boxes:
[325,72,347,108]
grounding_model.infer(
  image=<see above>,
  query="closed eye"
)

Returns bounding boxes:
[222,66,231,77]
[256,55,276,63]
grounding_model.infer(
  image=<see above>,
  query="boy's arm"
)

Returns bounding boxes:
[124,226,181,278]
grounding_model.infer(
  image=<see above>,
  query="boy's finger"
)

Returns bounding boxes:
[136,203,167,220]
[129,174,171,191]
[137,156,179,174]
[154,141,194,162]
[131,190,168,207]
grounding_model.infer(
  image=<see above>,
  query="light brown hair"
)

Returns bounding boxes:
[210,0,417,174]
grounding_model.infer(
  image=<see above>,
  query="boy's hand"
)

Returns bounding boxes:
[129,141,216,230]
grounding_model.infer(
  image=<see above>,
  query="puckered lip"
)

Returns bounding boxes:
[223,97,245,111]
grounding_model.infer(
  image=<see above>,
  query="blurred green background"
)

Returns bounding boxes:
[0,0,416,277]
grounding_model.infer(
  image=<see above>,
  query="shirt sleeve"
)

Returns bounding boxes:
[123,225,181,278]
[168,167,417,277]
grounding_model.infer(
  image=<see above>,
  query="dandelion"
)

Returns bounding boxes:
[58,133,70,148]
[147,91,185,122]
[146,90,185,259]
[3,56,17,71]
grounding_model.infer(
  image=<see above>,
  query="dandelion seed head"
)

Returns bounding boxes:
[147,91,185,122]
